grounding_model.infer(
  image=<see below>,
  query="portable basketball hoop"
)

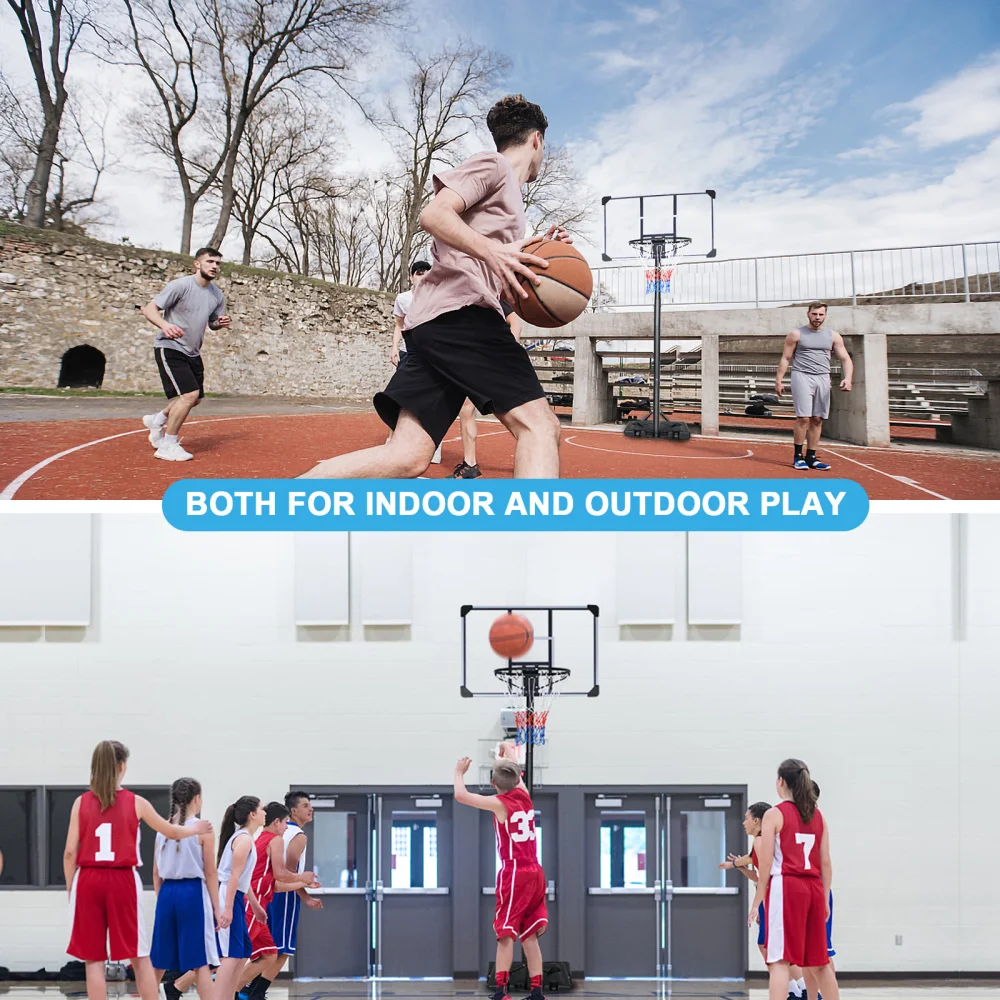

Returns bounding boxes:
[602,191,716,440]
[495,663,570,751]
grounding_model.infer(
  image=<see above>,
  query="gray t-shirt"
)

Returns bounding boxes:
[790,325,834,375]
[153,275,225,357]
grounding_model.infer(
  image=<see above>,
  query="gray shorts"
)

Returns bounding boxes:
[790,370,831,418]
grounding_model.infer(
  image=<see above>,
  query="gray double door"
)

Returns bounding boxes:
[296,790,452,978]
[585,791,745,978]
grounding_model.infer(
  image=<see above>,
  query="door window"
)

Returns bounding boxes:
[600,811,647,888]
[313,809,359,888]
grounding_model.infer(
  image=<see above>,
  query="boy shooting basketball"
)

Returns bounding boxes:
[455,745,547,1000]
[301,94,569,480]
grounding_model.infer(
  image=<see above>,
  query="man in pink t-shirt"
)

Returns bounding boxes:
[301,94,570,479]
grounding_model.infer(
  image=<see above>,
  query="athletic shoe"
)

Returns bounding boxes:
[808,459,832,470]
[154,441,193,461]
[142,413,165,448]
[793,457,809,470]
[450,461,483,479]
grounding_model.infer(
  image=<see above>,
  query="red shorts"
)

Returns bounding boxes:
[764,875,829,968]
[68,867,150,962]
[246,901,277,959]
[494,863,547,942]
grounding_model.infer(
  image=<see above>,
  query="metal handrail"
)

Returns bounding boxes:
[590,240,1000,311]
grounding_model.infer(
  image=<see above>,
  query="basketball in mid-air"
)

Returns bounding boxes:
[512,239,593,328]
[489,613,534,659]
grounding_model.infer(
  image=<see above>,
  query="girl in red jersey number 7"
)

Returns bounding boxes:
[63,741,212,1000]
[751,759,839,1000]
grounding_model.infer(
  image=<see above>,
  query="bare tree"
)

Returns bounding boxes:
[4,0,92,227]
[47,97,115,231]
[523,143,593,239]
[109,0,233,254]
[0,75,38,220]
[310,182,376,286]
[227,94,332,265]
[381,43,508,292]
[202,0,398,250]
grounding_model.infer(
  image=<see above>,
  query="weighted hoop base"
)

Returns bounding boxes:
[624,416,692,440]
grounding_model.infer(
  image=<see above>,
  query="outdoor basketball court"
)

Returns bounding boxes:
[2,400,998,500]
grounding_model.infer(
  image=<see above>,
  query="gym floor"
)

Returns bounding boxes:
[0,982,996,1000]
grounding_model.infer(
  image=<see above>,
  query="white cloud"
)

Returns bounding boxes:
[625,4,661,25]
[898,50,1000,147]
[572,16,1000,264]
[592,49,649,76]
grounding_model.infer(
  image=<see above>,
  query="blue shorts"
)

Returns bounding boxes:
[827,891,835,957]
[757,902,766,946]
[151,878,219,971]
[267,891,302,955]
[216,889,252,960]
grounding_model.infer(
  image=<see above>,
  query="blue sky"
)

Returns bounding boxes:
[2,0,999,259]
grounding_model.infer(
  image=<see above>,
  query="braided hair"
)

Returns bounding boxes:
[165,777,202,853]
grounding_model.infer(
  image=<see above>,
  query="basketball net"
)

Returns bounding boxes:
[509,686,560,748]
[644,266,674,296]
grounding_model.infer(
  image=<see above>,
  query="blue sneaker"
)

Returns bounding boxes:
[793,457,809,470]
[808,458,831,470]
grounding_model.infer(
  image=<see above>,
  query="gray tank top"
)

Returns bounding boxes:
[790,325,833,375]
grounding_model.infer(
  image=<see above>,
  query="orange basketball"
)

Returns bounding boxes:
[489,613,534,660]
[512,239,594,328]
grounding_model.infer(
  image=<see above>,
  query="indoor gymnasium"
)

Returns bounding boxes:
[0,511,997,998]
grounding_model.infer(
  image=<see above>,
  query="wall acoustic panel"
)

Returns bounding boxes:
[616,533,681,624]
[294,533,350,625]
[355,534,413,625]
[687,533,743,625]
[0,515,92,625]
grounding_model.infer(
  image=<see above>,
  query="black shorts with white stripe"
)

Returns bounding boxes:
[155,346,205,399]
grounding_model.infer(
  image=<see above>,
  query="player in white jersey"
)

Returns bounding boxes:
[151,778,219,1000]
[266,791,323,974]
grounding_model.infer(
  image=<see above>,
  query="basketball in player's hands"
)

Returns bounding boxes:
[511,239,593,328]
[489,613,534,659]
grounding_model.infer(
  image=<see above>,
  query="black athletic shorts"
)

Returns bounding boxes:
[374,306,545,446]
[155,346,205,399]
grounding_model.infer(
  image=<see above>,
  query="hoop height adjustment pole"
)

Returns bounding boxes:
[652,238,664,438]
[524,671,537,797]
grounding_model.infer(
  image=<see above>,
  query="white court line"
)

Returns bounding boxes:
[825,450,952,500]
[2,417,512,500]
[1,413,330,500]
[564,435,754,461]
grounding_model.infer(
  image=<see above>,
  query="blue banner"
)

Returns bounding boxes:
[161,479,869,532]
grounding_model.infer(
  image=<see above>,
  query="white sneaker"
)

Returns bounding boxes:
[154,441,193,462]
[143,414,165,448]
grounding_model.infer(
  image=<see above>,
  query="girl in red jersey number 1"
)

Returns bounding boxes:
[64,741,212,1000]
[751,759,840,1000]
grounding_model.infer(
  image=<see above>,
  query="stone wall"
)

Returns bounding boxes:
[0,224,396,399]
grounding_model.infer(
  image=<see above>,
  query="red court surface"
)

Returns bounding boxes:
[2,407,999,500]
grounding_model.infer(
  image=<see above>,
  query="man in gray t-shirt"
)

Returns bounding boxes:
[140,247,230,462]
[775,302,853,470]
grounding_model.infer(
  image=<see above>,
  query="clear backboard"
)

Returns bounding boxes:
[601,190,717,262]
[459,604,599,699]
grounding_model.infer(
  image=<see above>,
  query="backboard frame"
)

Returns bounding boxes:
[459,604,600,699]
[601,190,717,262]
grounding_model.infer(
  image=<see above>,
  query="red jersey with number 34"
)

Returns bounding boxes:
[772,800,824,878]
[77,788,141,868]
[495,787,541,868]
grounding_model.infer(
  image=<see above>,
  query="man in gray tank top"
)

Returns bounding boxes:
[775,302,853,470]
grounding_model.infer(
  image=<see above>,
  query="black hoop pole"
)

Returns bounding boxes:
[653,238,663,438]
[524,670,536,797]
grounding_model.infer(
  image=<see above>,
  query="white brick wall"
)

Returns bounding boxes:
[0,513,996,973]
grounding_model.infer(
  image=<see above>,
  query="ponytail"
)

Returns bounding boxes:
[748,800,771,822]
[217,795,260,864]
[90,740,129,811]
[777,758,818,823]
